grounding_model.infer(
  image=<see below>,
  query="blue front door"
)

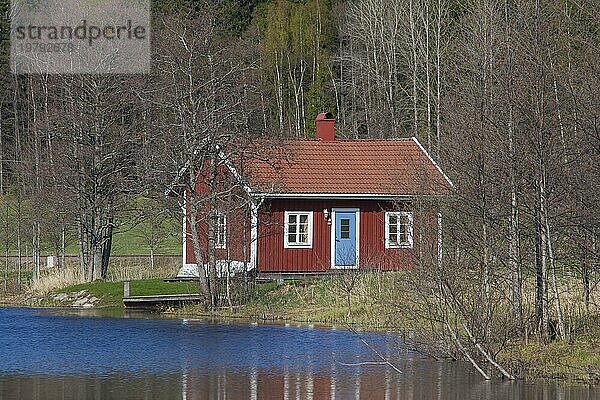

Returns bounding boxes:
[334,211,357,267]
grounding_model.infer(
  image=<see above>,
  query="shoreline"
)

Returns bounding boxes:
[2,275,599,386]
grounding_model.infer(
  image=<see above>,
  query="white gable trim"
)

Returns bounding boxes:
[217,146,254,197]
[411,136,454,189]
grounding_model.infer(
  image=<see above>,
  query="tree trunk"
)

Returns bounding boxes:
[188,204,211,302]
[507,109,522,328]
[207,153,219,309]
[582,233,590,310]
[435,0,443,158]
[60,226,65,269]
[535,180,549,342]
[424,2,432,151]
[545,218,566,340]
[32,221,41,281]
[409,0,419,138]
[101,219,113,279]
[17,193,22,291]
[92,246,103,281]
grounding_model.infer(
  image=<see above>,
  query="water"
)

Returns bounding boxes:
[0,308,596,399]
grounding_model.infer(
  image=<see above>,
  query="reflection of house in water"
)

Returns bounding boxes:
[2,363,597,399]
[180,367,407,400]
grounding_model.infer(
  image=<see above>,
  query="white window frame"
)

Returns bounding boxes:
[385,211,413,249]
[284,211,313,248]
[215,212,226,249]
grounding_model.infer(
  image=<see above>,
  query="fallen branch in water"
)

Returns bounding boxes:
[338,361,389,366]
[345,324,403,374]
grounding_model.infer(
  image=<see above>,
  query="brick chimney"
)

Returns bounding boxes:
[315,112,335,142]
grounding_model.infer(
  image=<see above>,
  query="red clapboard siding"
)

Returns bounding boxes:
[185,199,251,265]
[186,196,438,271]
[256,199,431,272]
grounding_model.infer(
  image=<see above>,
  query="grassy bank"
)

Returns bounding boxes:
[196,278,407,329]
[45,279,198,307]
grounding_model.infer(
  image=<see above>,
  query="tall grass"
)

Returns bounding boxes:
[106,256,180,281]
[30,263,83,296]
[2,256,181,297]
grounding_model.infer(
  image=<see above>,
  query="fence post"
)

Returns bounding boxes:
[124,281,130,298]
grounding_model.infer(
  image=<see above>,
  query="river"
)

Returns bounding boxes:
[0,307,596,399]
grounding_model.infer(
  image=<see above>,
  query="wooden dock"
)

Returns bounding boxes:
[122,294,202,308]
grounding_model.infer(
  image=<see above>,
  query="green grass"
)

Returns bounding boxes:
[111,226,181,256]
[499,340,600,383]
[1,192,182,257]
[182,275,406,329]
[65,223,182,257]
[1,225,182,257]
[54,279,198,307]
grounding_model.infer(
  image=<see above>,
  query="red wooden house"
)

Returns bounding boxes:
[181,113,453,277]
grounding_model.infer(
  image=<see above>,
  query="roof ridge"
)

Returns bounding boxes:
[285,137,415,143]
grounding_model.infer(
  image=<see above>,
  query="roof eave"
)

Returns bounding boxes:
[251,192,450,200]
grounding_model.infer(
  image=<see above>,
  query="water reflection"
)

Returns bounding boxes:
[0,308,596,400]
[1,368,597,400]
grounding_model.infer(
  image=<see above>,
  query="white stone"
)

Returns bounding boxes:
[53,293,69,302]
[72,298,88,307]
[46,256,57,268]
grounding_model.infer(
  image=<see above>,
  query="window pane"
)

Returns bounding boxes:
[299,223,308,234]
[288,214,297,224]
[389,224,397,234]
[398,223,406,235]
[299,214,308,224]
[288,224,297,234]
[288,233,296,243]
[340,218,350,239]
[400,215,409,227]
[389,215,397,225]
[399,232,408,244]
[388,233,397,244]
[299,233,308,243]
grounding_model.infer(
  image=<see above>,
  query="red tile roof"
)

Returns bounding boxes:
[246,137,453,196]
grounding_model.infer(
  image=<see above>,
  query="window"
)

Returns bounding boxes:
[284,211,313,248]
[340,218,350,239]
[385,211,413,248]
[216,213,226,249]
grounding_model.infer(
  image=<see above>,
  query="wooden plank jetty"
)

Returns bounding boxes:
[122,293,202,308]
[122,281,202,308]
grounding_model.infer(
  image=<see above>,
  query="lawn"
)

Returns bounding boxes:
[67,222,182,256]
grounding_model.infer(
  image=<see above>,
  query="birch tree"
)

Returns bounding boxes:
[149,4,263,308]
